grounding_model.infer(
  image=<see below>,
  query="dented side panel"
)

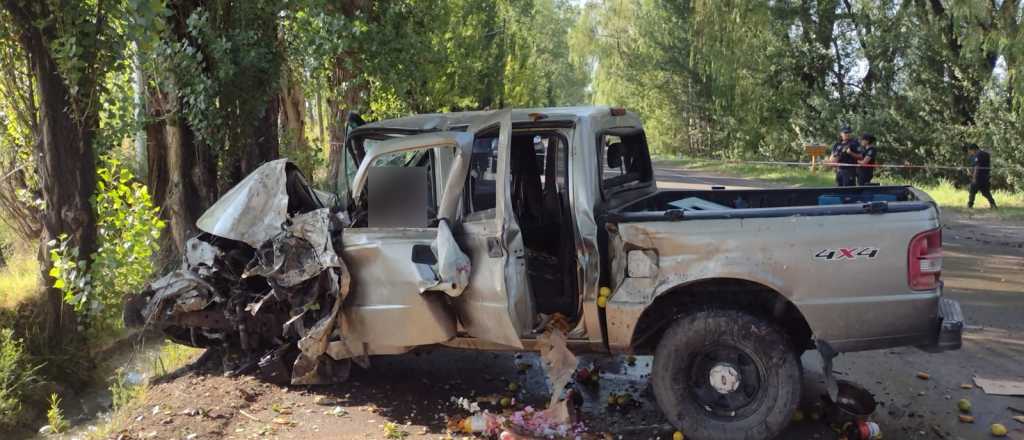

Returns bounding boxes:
[341,229,457,347]
[605,208,941,351]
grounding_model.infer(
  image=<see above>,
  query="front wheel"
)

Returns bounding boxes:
[652,310,801,440]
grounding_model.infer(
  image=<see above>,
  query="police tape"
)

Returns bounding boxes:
[685,158,1020,172]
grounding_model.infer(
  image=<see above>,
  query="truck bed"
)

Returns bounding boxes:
[610,185,933,221]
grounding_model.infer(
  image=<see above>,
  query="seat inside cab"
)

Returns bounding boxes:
[463,131,579,319]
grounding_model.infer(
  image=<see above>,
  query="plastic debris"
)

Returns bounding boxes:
[975,377,1024,396]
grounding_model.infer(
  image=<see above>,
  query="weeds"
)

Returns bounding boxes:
[110,368,146,411]
[46,393,69,434]
[383,421,409,439]
[0,328,40,429]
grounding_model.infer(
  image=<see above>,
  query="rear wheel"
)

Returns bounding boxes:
[652,309,801,440]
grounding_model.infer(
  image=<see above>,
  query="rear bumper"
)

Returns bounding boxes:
[919,298,964,352]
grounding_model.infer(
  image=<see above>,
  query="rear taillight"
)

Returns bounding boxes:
[908,228,942,290]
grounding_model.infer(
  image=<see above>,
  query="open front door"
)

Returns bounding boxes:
[339,132,475,352]
[454,111,535,348]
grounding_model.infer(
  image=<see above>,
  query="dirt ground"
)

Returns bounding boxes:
[60,169,1024,440]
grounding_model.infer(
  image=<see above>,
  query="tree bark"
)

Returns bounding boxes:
[9,13,98,340]
[280,68,307,150]
[244,94,280,176]
[326,54,368,195]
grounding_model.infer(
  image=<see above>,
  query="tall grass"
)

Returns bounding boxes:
[0,246,40,309]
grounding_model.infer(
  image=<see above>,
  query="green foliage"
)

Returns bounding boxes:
[284,0,589,121]
[574,0,1024,191]
[46,393,69,434]
[155,0,284,168]
[383,421,409,439]
[49,159,164,330]
[0,328,40,429]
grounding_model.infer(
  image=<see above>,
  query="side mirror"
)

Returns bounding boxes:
[607,142,624,169]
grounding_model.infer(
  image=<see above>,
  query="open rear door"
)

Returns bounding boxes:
[454,111,535,348]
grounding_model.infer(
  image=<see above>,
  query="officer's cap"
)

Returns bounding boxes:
[840,126,852,133]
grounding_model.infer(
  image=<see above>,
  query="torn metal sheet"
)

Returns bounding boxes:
[196,159,291,248]
[141,270,218,322]
[421,219,471,297]
[243,209,341,288]
[185,236,222,276]
[538,322,578,408]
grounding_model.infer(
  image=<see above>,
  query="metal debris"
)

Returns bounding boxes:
[125,160,355,384]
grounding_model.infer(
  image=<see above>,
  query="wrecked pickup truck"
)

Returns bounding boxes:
[125,106,962,439]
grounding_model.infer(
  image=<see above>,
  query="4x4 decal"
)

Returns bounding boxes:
[814,247,879,261]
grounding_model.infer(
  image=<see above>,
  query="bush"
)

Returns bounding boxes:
[49,158,165,332]
[0,328,40,429]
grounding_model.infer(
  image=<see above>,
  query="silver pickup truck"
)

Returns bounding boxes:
[340,107,962,438]
[127,106,962,439]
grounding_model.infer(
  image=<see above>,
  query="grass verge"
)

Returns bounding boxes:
[675,160,1024,221]
[0,245,40,310]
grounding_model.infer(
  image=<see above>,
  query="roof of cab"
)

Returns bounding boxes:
[353,106,641,133]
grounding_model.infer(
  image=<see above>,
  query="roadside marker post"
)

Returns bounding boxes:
[805,144,828,172]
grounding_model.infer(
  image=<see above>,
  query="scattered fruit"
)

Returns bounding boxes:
[625,355,637,367]
[507,382,519,392]
[673,431,684,440]
[616,394,631,406]
[916,372,930,380]
[959,414,976,423]
[991,423,1008,437]
[607,394,617,405]
[960,384,974,389]
[958,399,972,413]
[597,296,608,308]
[499,397,512,408]
[599,287,611,297]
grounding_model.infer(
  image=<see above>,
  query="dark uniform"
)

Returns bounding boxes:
[968,148,997,208]
[857,144,877,186]
[831,138,861,187]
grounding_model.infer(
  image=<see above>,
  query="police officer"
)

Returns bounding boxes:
[855,133,878,185]
[966,143,997,209]
[829,126,860,186]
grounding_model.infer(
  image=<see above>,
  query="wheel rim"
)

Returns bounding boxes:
[686,345,764,417]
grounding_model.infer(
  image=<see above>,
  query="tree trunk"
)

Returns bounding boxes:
[145,85,218,256]
[244,94,280,175]
[19,24,97,340]
[326,54,368,195]
[280,69,307,150]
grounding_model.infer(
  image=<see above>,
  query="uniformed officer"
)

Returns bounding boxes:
[855,133,878,185]
[965,143,997,209]
[828,126,860,186]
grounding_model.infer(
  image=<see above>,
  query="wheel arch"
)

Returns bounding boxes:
[629,277,814,354]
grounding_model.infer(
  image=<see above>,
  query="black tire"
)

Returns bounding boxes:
[652,309,801,440]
